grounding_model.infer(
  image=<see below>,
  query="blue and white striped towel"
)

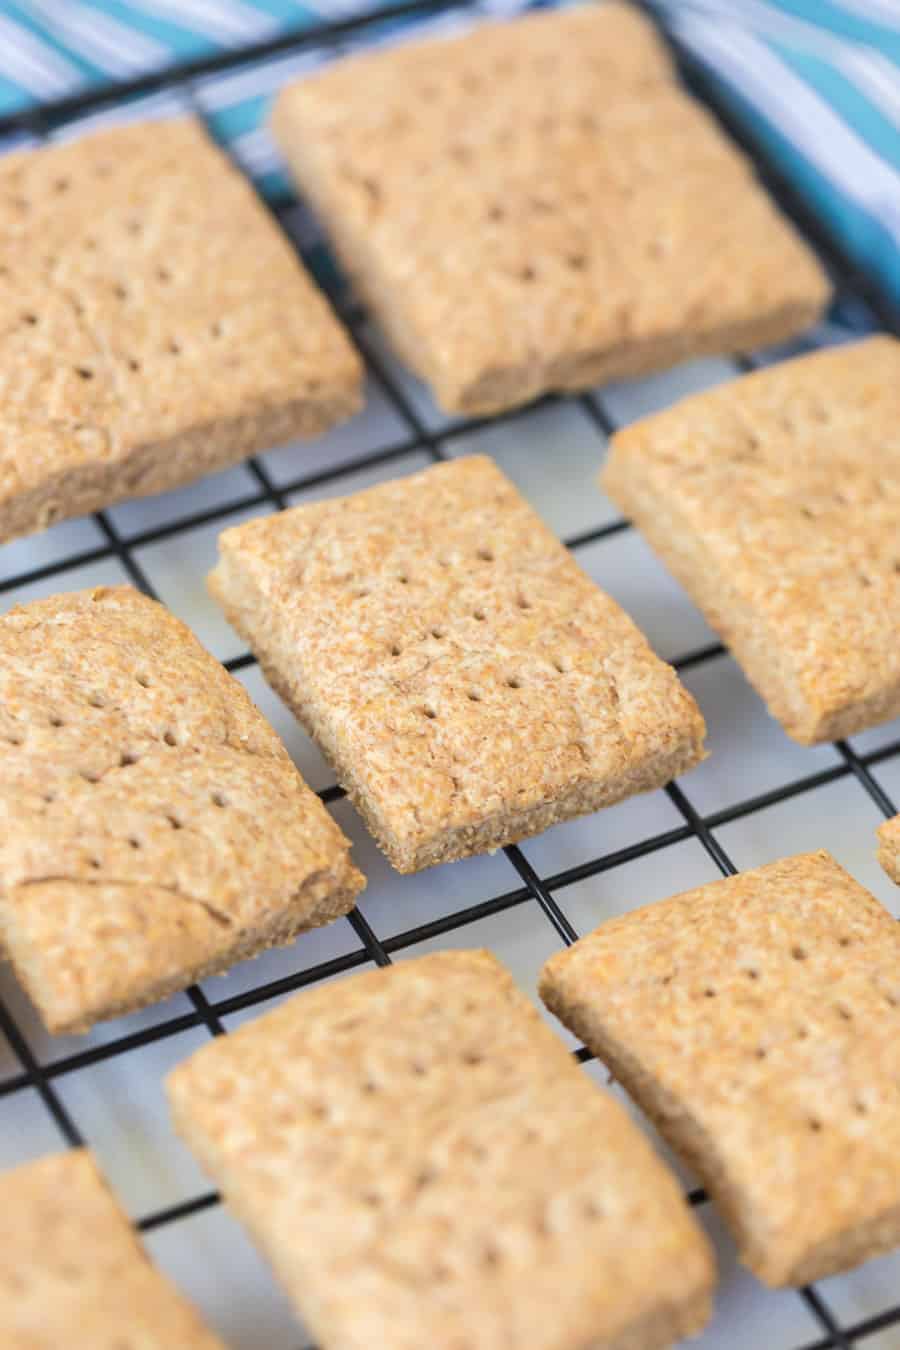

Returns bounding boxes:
[2,1,899,309]
[650,0,900,312]
[0,1,510,200]
[0,1,316,112]
[0,0,488,114]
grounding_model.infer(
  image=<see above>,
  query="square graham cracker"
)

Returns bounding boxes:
[167,949,714,1350]
[271,2,830,416]
[0,117,362,546]
[878,816,900,884]
[208,455,706,873]
[0,585,364,1034]
[603,336,900,744]
[540,851,900,1287]
[0,1148,225,1348]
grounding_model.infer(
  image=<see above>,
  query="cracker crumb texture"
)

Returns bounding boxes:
[168,949,714,1350]
[272,1,830,413]
[0,1148,225,1347]
[0,585,363,1033]
[604,336,900,743]
[541,850,900,1286]
[209,455,706,871]
[0,117,362,545]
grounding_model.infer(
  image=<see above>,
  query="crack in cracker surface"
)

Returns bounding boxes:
[16,874,233,929]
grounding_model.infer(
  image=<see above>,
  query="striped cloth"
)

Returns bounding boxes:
[0,0,488,114]
[0,1,507,199]
[650,0,900,312]
[1,1,899,310]
[0,1,335,112]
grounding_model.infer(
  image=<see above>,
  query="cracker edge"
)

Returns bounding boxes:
[166,948,715,1349]
[0,585,365,1033]
[206,459,706,871]
[878,817,900,886]
[601,353,900,744]
[2,1147,226,1346]
[0,118,365,546]
[269,7,830,416]
[538,852,900,1285]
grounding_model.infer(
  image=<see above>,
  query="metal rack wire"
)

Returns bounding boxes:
[1,3,899,1347]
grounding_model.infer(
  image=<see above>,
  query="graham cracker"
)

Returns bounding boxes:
[878,816,900,885]
[0,1148,225,1347]
[540,851,900,1287]
[603,336,900,744]
[271,2,830,416]
[0,117,362,546]
[208,455,706,872]
[167,949,714,1350]
[0,585,364,1034]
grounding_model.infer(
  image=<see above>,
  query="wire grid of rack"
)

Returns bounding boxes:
[1,3,900,1347]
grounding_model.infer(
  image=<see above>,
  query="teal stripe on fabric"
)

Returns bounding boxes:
[116,0,281,48]
[771,41,900,153]
[651,0,900,312]
[775,0,900,57]
[195,44,333,194]
[79,0,228,60]
[5,2,101,82]
[2,0,899,316]
[205,98,264,140]
[234,0,319,22]
[0,80,30,114]
[254,165,292,196]
[682,54,900,311]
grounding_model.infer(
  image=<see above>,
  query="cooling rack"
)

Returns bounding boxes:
[1,2,899,1347]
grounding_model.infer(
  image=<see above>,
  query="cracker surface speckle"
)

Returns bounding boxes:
[0,117,362,545]
[0,585,364,1033]
[541,851,900,1286]
[0,1148,225,1347]
[168,948,714,1350]
[209,455,706,872]
[603,336,900,744]
[272,2,829,415]
[878,815,900,884]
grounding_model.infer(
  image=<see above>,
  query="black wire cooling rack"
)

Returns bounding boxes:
[1,3,900,1347]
